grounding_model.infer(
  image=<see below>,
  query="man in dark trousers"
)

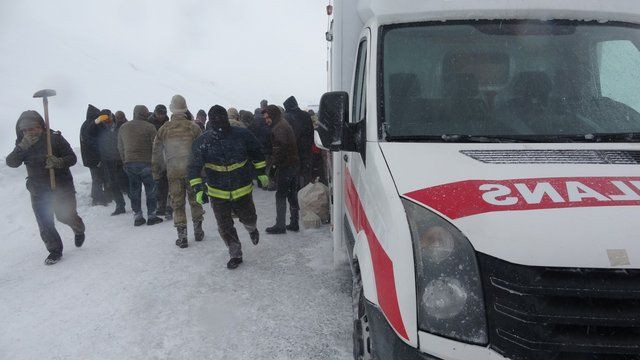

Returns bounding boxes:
[263,105,300,234]
[147,104,173,220]
[89,109,130,215]
[188,105,268,269]
[6,111,86,265]
[80,104,108,206]
[118,105,163,227]
[283,96,314,188]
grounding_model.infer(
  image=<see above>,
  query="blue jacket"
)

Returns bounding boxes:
[188,127,266,200]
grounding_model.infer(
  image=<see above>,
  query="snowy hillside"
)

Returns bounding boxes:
[0,158,352,359]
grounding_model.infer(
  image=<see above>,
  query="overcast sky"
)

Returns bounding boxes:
[0,0,329,154]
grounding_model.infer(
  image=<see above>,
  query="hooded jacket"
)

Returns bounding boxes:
[88,112,125,162]
[268,110,299,169]
[283,96,314,162]
[80,104,101,167]
[118,105,157,164]
[6,111,77,188]
[188,126,266,201]
[152,113,202,179]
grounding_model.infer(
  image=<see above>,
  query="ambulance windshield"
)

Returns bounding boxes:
[382,20,640,142]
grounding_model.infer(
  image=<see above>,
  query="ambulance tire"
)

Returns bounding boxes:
[352,269,373,360]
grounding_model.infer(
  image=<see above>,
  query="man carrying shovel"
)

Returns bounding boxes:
[5,91,85,265]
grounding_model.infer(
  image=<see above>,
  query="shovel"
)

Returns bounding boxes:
[33,89,57,190]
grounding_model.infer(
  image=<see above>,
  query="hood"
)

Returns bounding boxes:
[133,105,149,121]
[380,142,640,268]
[283,96,299,111]
[15,110,46,141]
[86,104,100,122]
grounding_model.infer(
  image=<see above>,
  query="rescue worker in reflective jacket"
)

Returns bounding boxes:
[6,111,86,265]
[188,105,268,269]
[152,95,204,249]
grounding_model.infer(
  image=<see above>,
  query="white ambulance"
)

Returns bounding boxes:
[316,1,640,359]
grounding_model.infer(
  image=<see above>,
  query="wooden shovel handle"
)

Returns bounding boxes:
[43,97,56,190]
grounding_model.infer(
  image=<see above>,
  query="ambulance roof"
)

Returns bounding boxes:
[357,0,640,25]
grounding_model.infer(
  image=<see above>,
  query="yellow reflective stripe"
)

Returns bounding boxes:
[231,184,253,198]
[253,161,266,169]
[189,178,203,186]
[206,184,253,200]
[204,160,247,172]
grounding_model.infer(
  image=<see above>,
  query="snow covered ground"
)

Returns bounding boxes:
[0,159,353,360]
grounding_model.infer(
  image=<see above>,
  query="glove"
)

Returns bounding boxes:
[257,175,269,188]
[193,183,208,205]
[45,155,65,169]
[17,134,39,150]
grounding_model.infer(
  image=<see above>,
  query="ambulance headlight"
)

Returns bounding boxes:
[403,199,488,345]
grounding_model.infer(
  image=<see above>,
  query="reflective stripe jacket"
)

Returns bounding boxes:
[187,127,266,200]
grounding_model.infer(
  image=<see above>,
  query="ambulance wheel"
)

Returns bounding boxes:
[352,271,372,360]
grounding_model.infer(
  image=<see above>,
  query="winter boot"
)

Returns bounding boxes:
[147,216,163,226]
[250,229,260,245]
[266,225,286,234]
[134,217,147,226]
[194,221,204,242]
[227,257,243,269]
[75,233,85,248]
[165,207,173,221]
[44,253,62,266]
[111,206,126,216]
[287,207,300,232]
[175,226,188,248]
[286,222,299,232]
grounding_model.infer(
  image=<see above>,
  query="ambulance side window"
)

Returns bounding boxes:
[352,40,368,123]
[599,40,640,112]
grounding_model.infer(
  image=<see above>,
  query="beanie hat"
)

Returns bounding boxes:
[260,99,268,109]
[227,107,239,119]
[197,109,207,118]
[154,104,167,114]
[169,95,187,115]
[208,105,230,132]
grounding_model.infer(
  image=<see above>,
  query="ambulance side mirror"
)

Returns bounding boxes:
[317,91,349,152]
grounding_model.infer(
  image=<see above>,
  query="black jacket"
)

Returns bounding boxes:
[283,96,314,161]
[88,119,126,162]
[7,112,77,188]
[188,127,265,200]
[80,104,101,167]
[147,113,169,131]
[248,113,272,156]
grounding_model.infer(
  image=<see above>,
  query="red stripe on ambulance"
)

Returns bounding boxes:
[344,168,409,341]
[404,177,640,220]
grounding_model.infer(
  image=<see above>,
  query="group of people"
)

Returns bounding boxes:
[7,95,324,269]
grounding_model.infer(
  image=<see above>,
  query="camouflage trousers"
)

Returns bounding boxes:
[169,178,204,228]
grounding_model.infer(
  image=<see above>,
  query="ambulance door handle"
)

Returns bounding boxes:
[343,154,349,163]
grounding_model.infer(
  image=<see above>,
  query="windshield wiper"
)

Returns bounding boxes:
[582,132,640,142]
[386,133,640,143]
[387,134,551,143]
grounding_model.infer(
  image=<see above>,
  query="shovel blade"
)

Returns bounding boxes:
[33,89,56,98]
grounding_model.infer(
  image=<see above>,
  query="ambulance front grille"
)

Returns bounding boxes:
[477,253,640,360]
[461,150,640,164]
